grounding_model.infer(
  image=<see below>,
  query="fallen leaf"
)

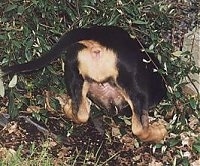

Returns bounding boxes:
[112,126,121,138]
[0,148,16,160]
[149,158,163,166]
[7,122,18,134]
[56,94,70,108]
[27,106,41,113]
[191,158,200,166]
[188,116,199,130]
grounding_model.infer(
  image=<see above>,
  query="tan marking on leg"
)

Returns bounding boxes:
[63,98,77,122]
[118,88,167,142]
[77,81,91,123]
[63,98,81,124]
[63,81,91,124]
[117,88,144,136]
[77,99,90,123]
[141,111,149,128]
[141,121,167,142]
[130,104,167,142]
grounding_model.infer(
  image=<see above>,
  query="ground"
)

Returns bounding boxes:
[0,93,199,165]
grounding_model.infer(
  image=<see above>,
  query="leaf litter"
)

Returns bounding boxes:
[0,92,199,165]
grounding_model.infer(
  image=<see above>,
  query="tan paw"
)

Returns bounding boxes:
[145,121,167,143]
[63,100,81,124]
[63,101,73,119]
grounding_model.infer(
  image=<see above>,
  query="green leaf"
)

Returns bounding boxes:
[13,40,22,49]
[193,137,200,153]
[189,98,197,110]
[8,89,18,119]
[17,5,25,15]
[5,4,18,12]
[172,51,183,57]
[179,157,190,166]
[168,138,180,147]
[149,44,155,50]
[32,112,41,121]
[0,78,5,97]
[132,20,148,25]
[174,91,181,98]
[0,35,7,40]
[8,75,18,88]
[107,13,121,25]
[193,144,200,153]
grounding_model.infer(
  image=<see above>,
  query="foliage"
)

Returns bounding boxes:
[0,140,112,165]
[0,142,55,166]
[0,0,199,165]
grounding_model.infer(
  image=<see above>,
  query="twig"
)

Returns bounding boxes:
[0,113,10,127]
[188,27,199,96]
[135,37,169,88]
[18,116,59,141]
[18,115,74,144]
[187,75,200,96]
[18,116,49,134]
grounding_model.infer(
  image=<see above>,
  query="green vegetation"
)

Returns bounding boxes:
[0,0,199,165]
[0,143,54,166]
[1,0,199,118]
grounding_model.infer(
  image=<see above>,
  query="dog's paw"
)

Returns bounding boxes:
[146,121,167,143]
[63,99,79,123]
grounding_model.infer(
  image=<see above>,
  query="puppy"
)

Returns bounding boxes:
[1,26,167,142]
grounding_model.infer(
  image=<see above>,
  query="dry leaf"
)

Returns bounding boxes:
[191,158,200,166]
[111,126,121,137]
[188,116,199,130]
[56,94,70,108]
[0,148,16,160]
[27,106,41,113]
[7,122,18,134]
[149,158,163,166]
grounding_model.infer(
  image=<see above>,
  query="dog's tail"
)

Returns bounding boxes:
[1,28,89,75]
[1,26,125,75]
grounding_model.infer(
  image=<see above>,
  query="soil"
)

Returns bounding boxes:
[0,109,151,165]
[0,107,199,165]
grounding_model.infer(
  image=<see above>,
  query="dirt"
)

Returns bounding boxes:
[0,91,199,165]
[0,109,164,165]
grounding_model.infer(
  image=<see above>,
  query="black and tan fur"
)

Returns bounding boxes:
[1,26,167,142]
